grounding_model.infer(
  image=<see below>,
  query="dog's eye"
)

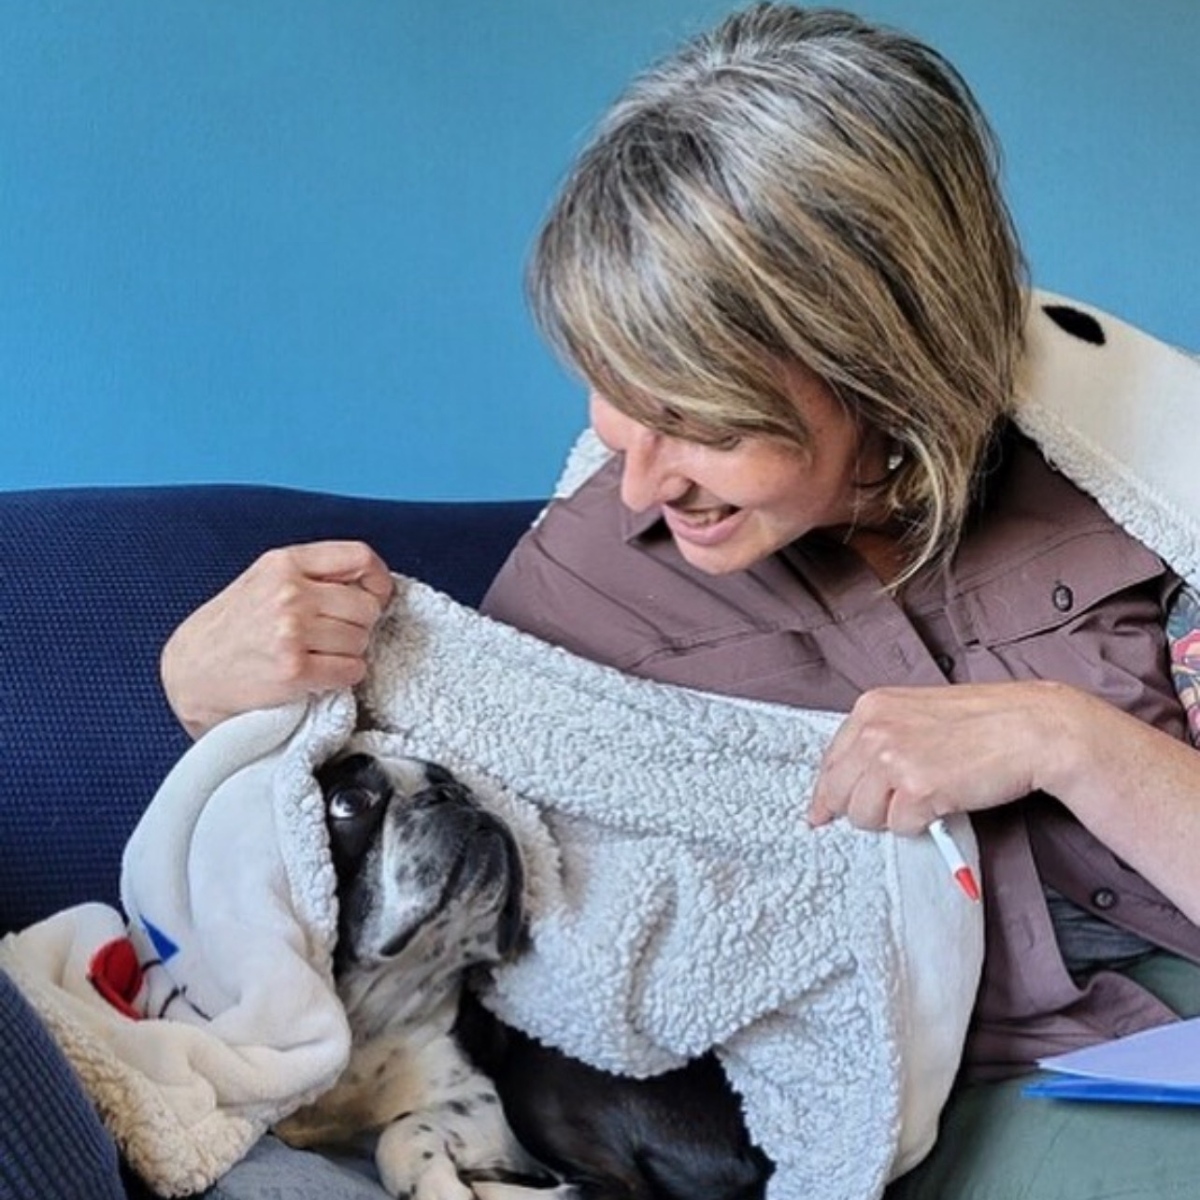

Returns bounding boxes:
[328,785,381,822]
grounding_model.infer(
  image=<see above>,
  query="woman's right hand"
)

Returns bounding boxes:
[160,541,395,739]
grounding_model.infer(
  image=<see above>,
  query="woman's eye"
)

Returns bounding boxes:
[684,426,744,451]
[329,785,381,822]
[708,432,744,451]
[656,405,741,450]
[654,405,689,437]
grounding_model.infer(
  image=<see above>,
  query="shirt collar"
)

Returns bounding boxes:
[623,503,664,543]
[586,456,666,544]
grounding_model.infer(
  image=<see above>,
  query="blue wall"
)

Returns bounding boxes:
[2,1,1197,500]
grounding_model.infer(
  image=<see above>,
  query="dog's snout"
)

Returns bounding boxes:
[412,786,515,854]
[413,779,479,813]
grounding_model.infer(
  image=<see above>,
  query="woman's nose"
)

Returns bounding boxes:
[619,423,683,511]
[590,392,689,512]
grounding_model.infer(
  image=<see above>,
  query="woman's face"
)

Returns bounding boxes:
[589,365,888,576]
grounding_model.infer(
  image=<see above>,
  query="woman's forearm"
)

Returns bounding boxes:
[1039,686,1200,924]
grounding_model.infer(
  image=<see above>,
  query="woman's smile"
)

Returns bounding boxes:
[661,499,746,546]
[588,371,890,575]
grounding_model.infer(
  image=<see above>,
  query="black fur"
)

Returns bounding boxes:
[455,988,772,1200]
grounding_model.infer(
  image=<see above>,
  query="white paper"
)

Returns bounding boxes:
[1038,1017,1200,1087]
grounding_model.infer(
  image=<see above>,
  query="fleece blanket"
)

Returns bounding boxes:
[1,290,1197,1200]
[0,698,358,1195]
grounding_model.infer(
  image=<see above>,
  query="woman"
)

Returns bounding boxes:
[163,6,1200,1196]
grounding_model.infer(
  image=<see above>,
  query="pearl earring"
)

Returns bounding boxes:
[886,444,905,473]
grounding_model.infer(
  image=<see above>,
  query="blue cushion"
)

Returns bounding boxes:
[0,968,126,1200]
[0,484,537,934]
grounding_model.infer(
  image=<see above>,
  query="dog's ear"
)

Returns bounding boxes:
[316,752,386,799]
[496,844,527,959]
[496,902,527,960]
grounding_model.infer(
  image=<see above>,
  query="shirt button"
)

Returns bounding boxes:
[935,654,954,676]
[1092,887,1118,910]
[1052,584,1074,612]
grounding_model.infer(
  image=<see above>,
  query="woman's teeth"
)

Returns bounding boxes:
[675,506,736,527]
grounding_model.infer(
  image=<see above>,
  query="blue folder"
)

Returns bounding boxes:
[1024,1075,1200,1106]
[1024,1016,1200,1105]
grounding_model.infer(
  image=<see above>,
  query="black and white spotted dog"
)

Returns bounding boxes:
[277,752,771,1200]
[274,752,564,1199]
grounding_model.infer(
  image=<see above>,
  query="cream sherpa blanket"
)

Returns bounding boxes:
[2,291,1197,1200]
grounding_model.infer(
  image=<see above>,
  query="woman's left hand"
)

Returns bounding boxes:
[808,678,1200,925]
[807,681,1070,833]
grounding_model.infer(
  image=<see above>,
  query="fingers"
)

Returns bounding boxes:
[809,694,919,833]
[808,684,1043,835]
[236,543,394,678]
[161,540,395,738]
[287,584,380,655]
[283,541,396,604]
[808,717,867,827]
[255,541,392,621]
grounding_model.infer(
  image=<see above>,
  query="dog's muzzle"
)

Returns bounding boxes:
[317,753,525,971]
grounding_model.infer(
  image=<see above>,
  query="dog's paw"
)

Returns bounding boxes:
[470,1182,580,1200]
[376,1116,575,1200]
[410,1159,472,1200]
[375,1119,466,1200]
[377,1115,562,1200]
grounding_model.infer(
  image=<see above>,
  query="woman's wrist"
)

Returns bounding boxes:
[1021,680,1086,791]
[159,629,223,740]
[1029,681,1156,827]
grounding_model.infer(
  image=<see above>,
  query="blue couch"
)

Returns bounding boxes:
[0,484,541,1199]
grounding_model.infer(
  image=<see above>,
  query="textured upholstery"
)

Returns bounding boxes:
[0,967,126,1200]
[0,483,537,1200]
[0,484,538,935]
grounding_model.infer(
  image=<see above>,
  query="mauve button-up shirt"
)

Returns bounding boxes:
[481,431,1200,1080]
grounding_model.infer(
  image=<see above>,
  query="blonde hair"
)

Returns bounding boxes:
[529,3,1027,582]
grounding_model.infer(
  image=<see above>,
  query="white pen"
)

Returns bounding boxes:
[927,817,980,902]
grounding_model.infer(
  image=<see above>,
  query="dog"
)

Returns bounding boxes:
[275,751,561,1199]
[276,751,772,1200]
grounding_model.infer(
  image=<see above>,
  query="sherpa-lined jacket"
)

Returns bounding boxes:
[482,428,1200,1080]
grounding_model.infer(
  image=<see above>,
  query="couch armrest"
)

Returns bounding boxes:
[0,484,540,934]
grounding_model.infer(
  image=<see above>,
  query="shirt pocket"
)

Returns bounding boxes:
[633,628,859,709]
[956,529,1168,649]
